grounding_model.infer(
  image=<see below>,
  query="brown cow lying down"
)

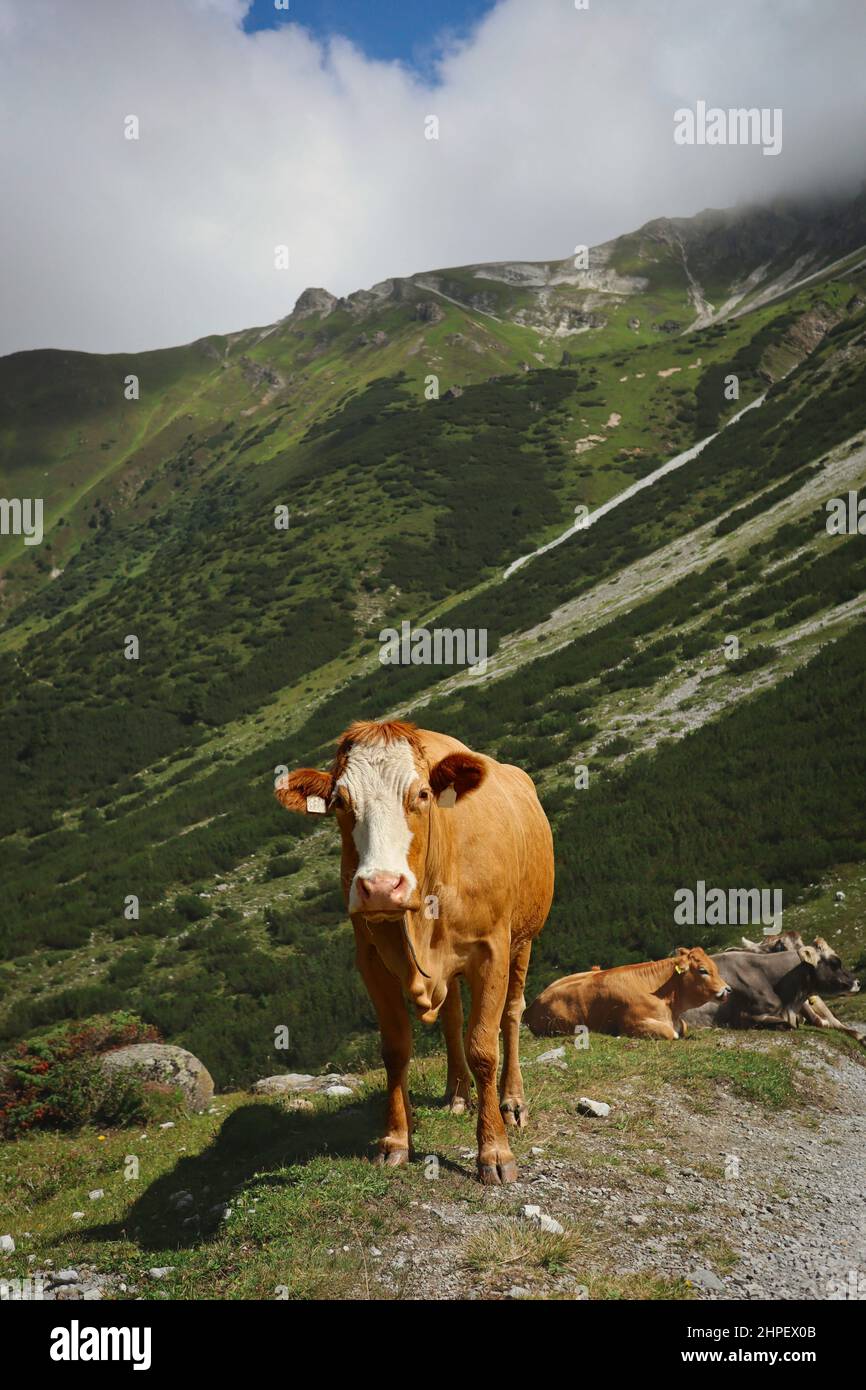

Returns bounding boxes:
[524,948,730,1040]
[276,720,554,1185]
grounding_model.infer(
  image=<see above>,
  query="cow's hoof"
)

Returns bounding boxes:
[447,1095,469,1116]
[500,1099,528,1129]
[477,1156,518,1185]
[376,1145,409,1168]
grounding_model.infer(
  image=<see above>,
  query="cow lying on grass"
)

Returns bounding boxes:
[683,937,862,1039]
[729,931,865,1042]
[276,720,554,1185]
[524,948,729,1040]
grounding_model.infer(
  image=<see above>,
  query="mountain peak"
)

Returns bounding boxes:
[292,287,338,320]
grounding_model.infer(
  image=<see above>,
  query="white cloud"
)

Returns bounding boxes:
[1,0,864,354]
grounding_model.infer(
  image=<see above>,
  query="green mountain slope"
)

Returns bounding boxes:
[2,188,865,1087]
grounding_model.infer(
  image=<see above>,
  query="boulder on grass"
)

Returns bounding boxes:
[100,1044,214,1112]
[251,1072,359,1098]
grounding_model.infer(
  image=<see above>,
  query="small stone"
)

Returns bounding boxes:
[0,1235,15,1253]
[168,1191,193,1211]
[522,1204,564,1235]
[88,1190,104,1201]
[159,1122,175,1130]
[82,1288,103,1301]
[71,1213,85,1221]
[577,1097,610,1118]
[687,1266,726,1293]
[148,1267,174,1280]
[627,1213,647,1227]
[53,1270,80,1285]
[537,1047,566,1063]
[323,1084,353,1097]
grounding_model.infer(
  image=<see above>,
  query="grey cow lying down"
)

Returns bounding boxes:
[734,930,866,1042]
[683,935,864,1043]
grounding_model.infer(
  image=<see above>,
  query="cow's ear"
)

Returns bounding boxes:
[430,751,485,805]
[672,947,689,974]
[798,945,820,967]
[275,768,334,816]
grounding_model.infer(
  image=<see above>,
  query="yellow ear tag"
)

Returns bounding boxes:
[306,795,327,814]
[437,787,457,808]
[675,963,686,974]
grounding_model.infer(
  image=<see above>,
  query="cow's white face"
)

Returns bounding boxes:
[336,738,421,916]
[274,726,486,921]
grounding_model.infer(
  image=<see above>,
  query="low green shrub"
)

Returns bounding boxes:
[0,1011,180,1138]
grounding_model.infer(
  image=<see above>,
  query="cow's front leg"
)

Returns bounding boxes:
[499,939,532,1128]
[802,995,865,1043]
[356,932,413,1166]
[466,946,516,1185]
[440,979,473,1114]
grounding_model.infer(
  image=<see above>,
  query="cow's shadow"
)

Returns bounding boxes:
[82,1092,395,1253]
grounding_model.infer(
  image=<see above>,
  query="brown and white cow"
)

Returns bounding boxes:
[275,720,554,1184]
[524,948,730,1040]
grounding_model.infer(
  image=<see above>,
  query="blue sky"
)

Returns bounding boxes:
[242,0,498,75]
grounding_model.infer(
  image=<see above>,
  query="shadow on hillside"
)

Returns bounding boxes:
[83,1091,402,1253]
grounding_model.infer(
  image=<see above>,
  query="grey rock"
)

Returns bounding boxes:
[251,1072,359,1097]
[415,300,445,324]
[577,1097,611,1118]
[292,287,338,320]
[522,1205,564,1235]
[100,1043,214,1112]
[688,1266,726,1293]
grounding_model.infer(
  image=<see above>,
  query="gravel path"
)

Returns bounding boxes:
[374,1035,866,1301]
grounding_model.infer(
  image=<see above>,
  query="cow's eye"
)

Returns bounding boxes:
[417,789,430,804]
[698,967,710,975]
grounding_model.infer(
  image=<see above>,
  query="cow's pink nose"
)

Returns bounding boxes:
[358,873,408,905]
